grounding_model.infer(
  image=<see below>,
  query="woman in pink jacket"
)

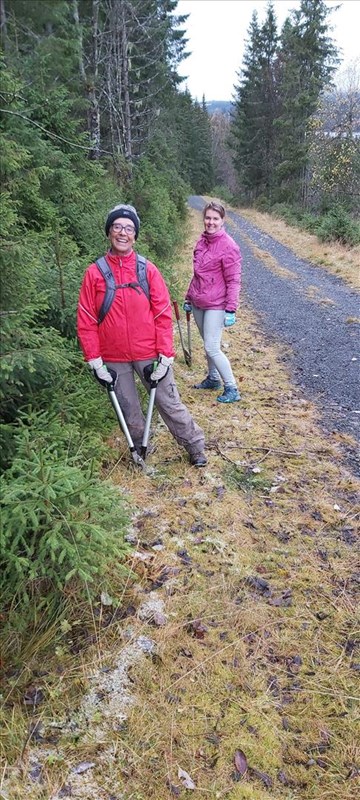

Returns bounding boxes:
[184,200,242,403]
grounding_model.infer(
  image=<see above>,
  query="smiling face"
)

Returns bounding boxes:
[108,217,136,255]
[203,208,224,235]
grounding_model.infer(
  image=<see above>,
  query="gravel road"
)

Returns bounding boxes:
[188,196,360,474]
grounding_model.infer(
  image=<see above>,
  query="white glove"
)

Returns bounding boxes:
[151,354,174,382]
[88,356,113,383]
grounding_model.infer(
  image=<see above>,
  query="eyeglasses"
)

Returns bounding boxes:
[111,223,135,234]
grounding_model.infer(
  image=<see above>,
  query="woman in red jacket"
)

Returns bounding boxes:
[77,204,206,467]
[184,200,242,403]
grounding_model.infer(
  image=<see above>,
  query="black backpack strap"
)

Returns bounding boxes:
[96,257,116,323]
[136,254,150,300]
[95,253,150,323]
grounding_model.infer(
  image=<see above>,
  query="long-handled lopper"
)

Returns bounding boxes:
[172,300,192,367]
[141,362,159,460]
[186,308,192,363]
[95,368,147,470]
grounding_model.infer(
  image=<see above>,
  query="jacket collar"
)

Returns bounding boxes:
[106,248,135,266]
[202,227,226,242]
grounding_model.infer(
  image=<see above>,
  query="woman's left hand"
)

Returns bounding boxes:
[224,312,236,327]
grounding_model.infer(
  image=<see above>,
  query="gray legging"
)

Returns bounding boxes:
[192,307,237,387]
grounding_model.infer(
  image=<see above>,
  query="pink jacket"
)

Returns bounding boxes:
[186,228,241,311]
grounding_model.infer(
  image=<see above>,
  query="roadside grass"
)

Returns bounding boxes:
[232,206,360,291]
[1,209,359,800]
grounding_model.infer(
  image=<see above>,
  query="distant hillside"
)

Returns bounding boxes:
[206,100,233,115]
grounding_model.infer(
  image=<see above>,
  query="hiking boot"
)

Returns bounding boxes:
[217,386,241,403]
[193,377,222,390]
[189,451,207,467]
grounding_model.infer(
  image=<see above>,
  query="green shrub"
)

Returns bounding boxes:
[211,185,234,205]
[270,203,299,225]
[315,206,360,246]
[0,423,131,605]
[254,194,271,212]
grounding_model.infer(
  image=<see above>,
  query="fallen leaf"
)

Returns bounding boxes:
[190,619,208,639]
[190,523,204,533]
[178,766,196,789]
[29,764,42,782]
[151,566,181,589]
[234,748,248,775]
[249,767,273,788]
[72,762,95,774]
[153,611,167,626]
[100,591,113,606]
[177,549,192,565]
[23,687,45,707]
[245,576,271,594]
[165,780,181,796]
[178,647,193,658]
[268,589,292,607]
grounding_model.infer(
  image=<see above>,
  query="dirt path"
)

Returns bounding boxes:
[2,208,359,800]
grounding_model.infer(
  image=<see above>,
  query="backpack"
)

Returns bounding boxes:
[95,253,149,323]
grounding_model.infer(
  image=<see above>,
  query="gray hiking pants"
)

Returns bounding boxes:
[106,360,205,455]
[192,307,237,387]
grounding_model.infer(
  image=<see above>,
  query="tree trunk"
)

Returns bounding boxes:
[0,0,9,52]
[121,1,132,165]
[88,0,101,159]
[72,0,101,160]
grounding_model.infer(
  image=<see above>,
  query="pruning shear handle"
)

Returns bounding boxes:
[173,300,192,367]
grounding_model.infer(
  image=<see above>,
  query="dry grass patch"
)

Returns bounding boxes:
[1,208,359,800]
[234,206,360,291]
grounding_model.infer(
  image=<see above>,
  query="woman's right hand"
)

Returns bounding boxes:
[183,301,192,313]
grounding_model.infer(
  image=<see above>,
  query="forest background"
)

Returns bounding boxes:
[1,0,359,635]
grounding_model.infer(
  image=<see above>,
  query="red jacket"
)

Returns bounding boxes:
[186,228,241,311]
[77,250,175,362]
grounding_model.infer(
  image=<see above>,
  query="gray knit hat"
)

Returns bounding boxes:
[105,204,140,239]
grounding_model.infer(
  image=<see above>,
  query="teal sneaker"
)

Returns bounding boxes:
[217,386,241,403]
[194,377,222,390]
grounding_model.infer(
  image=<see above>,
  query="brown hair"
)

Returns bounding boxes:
[203,200,225,219]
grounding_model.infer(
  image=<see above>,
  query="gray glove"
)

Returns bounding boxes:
[88,357,113,383]
[151,354,174,382]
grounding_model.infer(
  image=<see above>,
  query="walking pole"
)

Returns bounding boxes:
[172,300,192,367]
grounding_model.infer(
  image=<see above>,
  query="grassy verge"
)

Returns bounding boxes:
[1,209,358,800]
[233,206,360,292]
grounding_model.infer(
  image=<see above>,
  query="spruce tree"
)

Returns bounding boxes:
[275,0,339,203]
[230,3,279,201]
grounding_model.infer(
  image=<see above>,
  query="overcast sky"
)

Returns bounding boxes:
[176,0,360,101]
